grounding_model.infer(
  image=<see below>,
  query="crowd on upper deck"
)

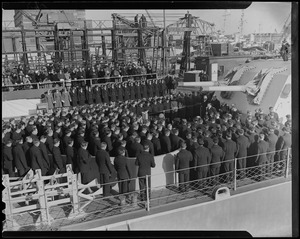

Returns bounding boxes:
[2,60,162,91]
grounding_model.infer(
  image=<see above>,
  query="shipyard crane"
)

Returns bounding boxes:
[19,10,41,26]
[112,13,159,37]
[112,13,161,66]
[60,10,75,26]
[19,10,57,67]
[145,10,156,28]
[19,10,54,27]
[166,12,217,74]
[279,13,291,43]
[166,14,216,37]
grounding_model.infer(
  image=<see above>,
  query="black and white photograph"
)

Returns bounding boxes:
[2,1,298,237]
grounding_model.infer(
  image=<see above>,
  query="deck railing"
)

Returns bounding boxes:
[2,147,291,231]
[2,73,159,92]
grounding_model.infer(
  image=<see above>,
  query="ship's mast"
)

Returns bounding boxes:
[259,22,262,46]
[222,10,230,34]
[238,10,246,50]
[239,10,245,36]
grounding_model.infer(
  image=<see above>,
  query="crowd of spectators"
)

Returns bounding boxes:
[2,84,292,196]
[2,60,160,91]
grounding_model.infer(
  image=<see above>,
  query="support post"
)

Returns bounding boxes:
[101,36,106,57]
[20,25,29,71]
[12,37,17,62]
[285,148,291,178]
[36,169,50,225]
[145,175,150,211]
[152,30,157,70]
[3,175,14,230]
[70,30,74,63]
[161,30,165,76]
[66,164,79,214]
[83,20,90,67]
[187,13,192,71]
[53,23,60,63]
[35,28,41,59]
[163,10,166,75]
[120,35,126,60]
[233,158,237,191]
[111,15,117,63]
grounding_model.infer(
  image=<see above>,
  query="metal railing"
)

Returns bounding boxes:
[2,148,291,231]
[2,73,160,92]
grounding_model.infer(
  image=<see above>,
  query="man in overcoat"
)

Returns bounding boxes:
[175,141,193,192]
[135,143,156,200]
[96,142,115,197]
[114,146,132,195]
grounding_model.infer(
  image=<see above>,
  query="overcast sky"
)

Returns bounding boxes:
[2,2,291,35]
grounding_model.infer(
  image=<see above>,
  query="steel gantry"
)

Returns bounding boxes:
[166,12,217,73]
[111,13,162,67]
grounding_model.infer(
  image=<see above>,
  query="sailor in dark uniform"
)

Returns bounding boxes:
[175,141,193,192]
[65,139,76,172]
[222,132,237,183]
[93,85,102,104]
[265,127,278,177]
[101,84,109,104]
[170,128,182,152]
[236,129,250,179]
[123,82,130,101]
[23,136,33,167]
[193,138,211,188]
[69,87,78,107]
[13,138,30,177]
[96,142,115,196]
[200,95,209,119]
[276,127,292,176]
[117,83,123,102]
[135,81,142,100]
[114,146,132,195]
[135,143,156,200]
[160,129,172,154]
[85,86,93,105]
[152,132,162,156]
[255,133,269,181]
[141,80,148,99]
[79,141,100,184]
[209,137,224,183]
[3,139,15,176]
[129,81,136,100]
[109,83,117,102]
[77,87,86,106]
[52,138,66,174]
[30,139,48,176]
[39,135,51,175]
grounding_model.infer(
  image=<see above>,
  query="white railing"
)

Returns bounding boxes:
[2,147,292,231]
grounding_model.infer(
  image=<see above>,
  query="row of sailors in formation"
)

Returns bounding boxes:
[43,78,169,109]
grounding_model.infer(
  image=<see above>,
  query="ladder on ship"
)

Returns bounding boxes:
[204,36,213,56]
[152,30,160,71]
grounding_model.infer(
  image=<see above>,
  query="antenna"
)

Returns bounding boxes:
[259,22,262,45]
[239,10,246,36]
[222,10,230,34]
